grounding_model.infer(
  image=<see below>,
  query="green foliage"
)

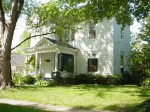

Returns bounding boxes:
[27,1,82,42]
[51,71,63,84]
[17,29,30,52]
[23,75,35,84]
[34,80,57,86]
[129,16,150,86]
[61,0,150,25]
[35,74,42,80]
[34,80,49,86]
[26,55,35,71]
[52,73,125,85]
[12,72,25,85]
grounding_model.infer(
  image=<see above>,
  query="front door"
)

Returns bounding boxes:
[41,53,54,78]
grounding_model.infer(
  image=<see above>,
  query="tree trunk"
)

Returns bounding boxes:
[0,0,24,89]
[0,28,14,88]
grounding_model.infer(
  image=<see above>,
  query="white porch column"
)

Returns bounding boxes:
[35,52,39,74]
[39,53,42,74]
[54,52,58,71]
[25,55,29,76]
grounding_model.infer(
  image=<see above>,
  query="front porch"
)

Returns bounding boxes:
[24,38,78,78]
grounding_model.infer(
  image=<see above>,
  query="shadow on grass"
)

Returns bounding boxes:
[9,84,150,112]
[103,98,150,112]
[0,103,51,112]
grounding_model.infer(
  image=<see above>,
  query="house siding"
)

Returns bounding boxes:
[72,18,114,75]
[113,18,131,74]
[71,18,130,75]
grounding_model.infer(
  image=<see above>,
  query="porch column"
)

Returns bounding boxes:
[39,53,42,74]
[35,52,39,74]
[74,53,77,74]
[25,55,29,76]
[54,52,58,71]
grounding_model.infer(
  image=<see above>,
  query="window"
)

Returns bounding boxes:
[88,58,98,72]
[120,52,124,74]
[121,31,124,41]
[89,21,96,39]
[58,53,74,73]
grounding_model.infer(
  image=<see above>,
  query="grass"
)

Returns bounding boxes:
[0,84,150,111]
[0,103,50,112]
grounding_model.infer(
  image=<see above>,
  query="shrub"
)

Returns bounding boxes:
[34,80,49,86]
[34,80,57,86]
[23,75,35,84]
[35,74,42,80]
[74,74,95,84]
[63,76,74,84]
[48,80,57,86]
[51,71,63,84]
[12,72,24,85]
[94,75,107,85]
[106,75,122,85]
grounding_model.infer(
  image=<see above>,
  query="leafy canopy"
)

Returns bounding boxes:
[130,16,150,85]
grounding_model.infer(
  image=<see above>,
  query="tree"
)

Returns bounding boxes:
[0,0,37,88]
[60,0,150,26]
[129,16,150,85]
[16,29,30,53]
[0,0,24,88]
[27,1,82,42]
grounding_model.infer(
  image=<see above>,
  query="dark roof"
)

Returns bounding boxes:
[11,53,25,66]
[46,38,77,49]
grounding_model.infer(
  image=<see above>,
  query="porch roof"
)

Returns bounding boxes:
[24,38,78,54]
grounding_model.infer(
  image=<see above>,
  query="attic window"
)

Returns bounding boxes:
[89,21,96,39]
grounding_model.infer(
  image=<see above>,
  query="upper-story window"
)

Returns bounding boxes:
[89,21,96,39]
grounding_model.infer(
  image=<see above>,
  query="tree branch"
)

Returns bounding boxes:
[11,31,56,50]
[9,0,24,25]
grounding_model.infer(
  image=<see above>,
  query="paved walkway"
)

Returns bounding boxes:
[0,99,111,112]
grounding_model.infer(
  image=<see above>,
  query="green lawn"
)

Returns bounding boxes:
[0,103,49,112]
[0,85,150,112]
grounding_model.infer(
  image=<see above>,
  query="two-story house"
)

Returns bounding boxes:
[25,18,130,78]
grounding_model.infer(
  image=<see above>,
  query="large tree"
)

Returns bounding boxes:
[0,0,24,88]
[130,16,150,85]
[0,0,36,88]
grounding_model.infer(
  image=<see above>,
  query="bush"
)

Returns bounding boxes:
[74,74,95,84]
[23,75,35,84]
[35,74,42,80]
[51,71,63,84]
[12,72,24,85]
[94,75,108,85]
[34,80,57,86]
[106,75,122,85]
[34,80,49,86]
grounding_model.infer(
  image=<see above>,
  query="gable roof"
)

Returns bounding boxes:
[46,38,77,49]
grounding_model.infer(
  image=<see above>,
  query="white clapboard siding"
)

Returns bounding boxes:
[113,19,131,74]
[71,18,130,75]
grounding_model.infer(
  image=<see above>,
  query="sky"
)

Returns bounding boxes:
[12,0,49,48]
[12,0,142,48]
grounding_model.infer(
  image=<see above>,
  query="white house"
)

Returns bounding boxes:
[25,18,130,78]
